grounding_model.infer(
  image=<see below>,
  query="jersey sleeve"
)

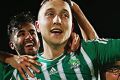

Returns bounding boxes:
[95,38,120,65]
[81,38,120,65]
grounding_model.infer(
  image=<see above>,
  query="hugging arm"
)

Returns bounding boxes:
[0,51,41,79]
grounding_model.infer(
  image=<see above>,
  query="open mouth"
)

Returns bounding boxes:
[50,28,63,34]
[25,42,34,47]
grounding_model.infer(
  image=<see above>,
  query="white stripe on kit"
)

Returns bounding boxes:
[41,62,51,80]
[81,47,96,80]
[12,69,21,80]
[57,56,67,80]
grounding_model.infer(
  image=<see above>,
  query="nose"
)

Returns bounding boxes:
[25,32,33,41]
[53,15,61,25]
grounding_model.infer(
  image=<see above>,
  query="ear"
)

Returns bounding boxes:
[9,41,15,50]
[35,21,41,33]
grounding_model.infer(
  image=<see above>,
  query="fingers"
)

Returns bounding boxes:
[19,55,41,72]
[23,55,37,60]
[17,67,28,80]
[28,59,42,66]
[70,32,80,51]
[65,32,80,52]
[21,55,42,66]
[16,55,42,79]
[21,62,34,78]
[25,60,40,73]
[72,34,80,51]
[17,59,35,79]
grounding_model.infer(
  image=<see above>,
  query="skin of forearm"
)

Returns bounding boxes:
[72,2,99,40]
[0,51,15,64]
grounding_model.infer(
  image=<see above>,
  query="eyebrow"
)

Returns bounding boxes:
[17,30,25,34]
[18,28,35,33]
[29,29,36,32]
[61,9,69,13]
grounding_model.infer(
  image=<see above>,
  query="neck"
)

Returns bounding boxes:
[41,40,67,60]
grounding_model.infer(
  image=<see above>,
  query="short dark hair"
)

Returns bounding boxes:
[40,0,72,8]
[8,11,35,39]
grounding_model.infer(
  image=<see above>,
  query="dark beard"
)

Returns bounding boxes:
[15,44,26,55]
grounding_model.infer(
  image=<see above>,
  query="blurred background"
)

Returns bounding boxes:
[0,0,120,53]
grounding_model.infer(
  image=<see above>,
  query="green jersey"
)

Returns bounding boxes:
[0,62,5,80]
[4,39,120,80]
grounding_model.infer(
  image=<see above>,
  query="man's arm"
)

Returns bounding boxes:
[65,0,99,52]
[0,51,41,79]
[0,51,14,63]
[71,1,99,41]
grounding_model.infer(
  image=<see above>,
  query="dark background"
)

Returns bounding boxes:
[0,0,120,52]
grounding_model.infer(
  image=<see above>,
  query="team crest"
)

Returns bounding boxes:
[68,57,80,69]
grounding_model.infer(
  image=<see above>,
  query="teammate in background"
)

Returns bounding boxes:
[101,61,120,80]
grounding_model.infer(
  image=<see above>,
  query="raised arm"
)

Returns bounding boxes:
[71,1,99,41]
[65,0,99,52]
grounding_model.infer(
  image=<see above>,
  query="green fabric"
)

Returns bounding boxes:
[3,38,120,80]
[0,63,4,80]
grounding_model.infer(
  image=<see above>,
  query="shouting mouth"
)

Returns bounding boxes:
[50,28,63,35]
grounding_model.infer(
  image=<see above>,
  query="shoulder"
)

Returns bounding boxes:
[81,38,116,44]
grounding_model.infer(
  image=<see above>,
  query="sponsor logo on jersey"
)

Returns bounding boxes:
[49,67,58,75]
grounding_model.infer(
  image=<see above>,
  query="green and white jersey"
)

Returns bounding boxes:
[3,38,120,80]
[34,39,120,80]
[4,65,38,80]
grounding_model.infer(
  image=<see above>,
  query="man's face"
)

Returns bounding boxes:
[11,23,40,55]
[38,0,72,45]
[105,61,120,80]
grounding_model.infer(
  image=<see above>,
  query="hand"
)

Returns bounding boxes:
[70,32,80,51]
[70,1,80,15]
[6,55,42,80]
[65,32,80,52]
